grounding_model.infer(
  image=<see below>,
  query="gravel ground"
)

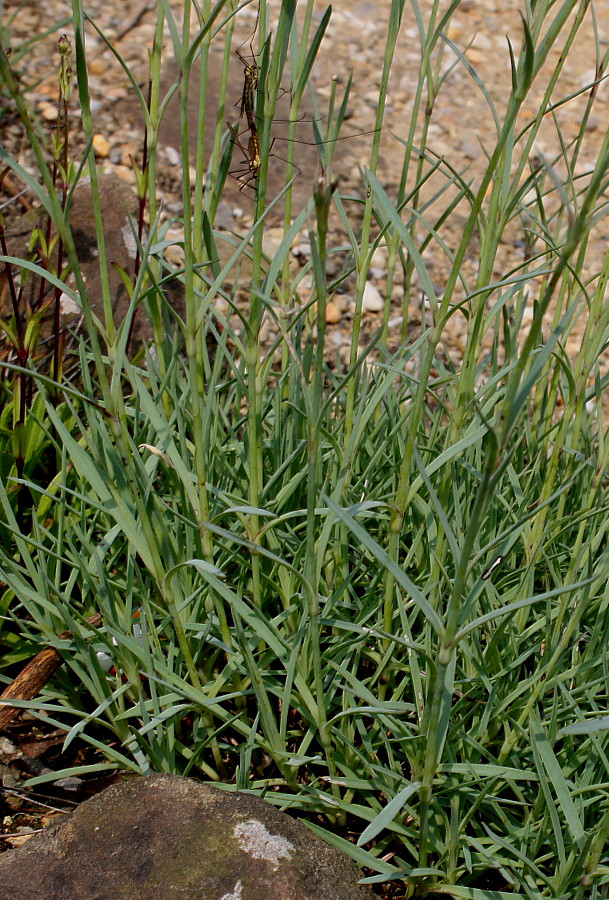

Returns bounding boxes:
[3,0,609,371]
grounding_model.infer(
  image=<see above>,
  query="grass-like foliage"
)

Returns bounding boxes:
[2,0,609,896]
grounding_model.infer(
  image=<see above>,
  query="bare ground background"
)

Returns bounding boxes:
[3,0,609,370]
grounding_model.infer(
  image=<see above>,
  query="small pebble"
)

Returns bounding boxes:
[113,164,136,184]
[472,33,493,51]
[362,281,384,312]
[164,229,185,266]
[92,134,110,158]
[59,292,81,316]
[88,58,105,76]
[466,48,484,65]
[325,301,342,324]
[292,243,311,259]
[214,202,234,231]
[38,102,57,122]
[0,737,17,755]
[37,83,60,100]
[165,145,181,166]
[371,245,388,269]
[446,23,463,41]
[262,227,284,258]
[297,273,313,296]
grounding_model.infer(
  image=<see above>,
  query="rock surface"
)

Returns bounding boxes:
[0,773,374,900]
[3,173,140,323]
[68,172,140,323]
[3,173,186,344]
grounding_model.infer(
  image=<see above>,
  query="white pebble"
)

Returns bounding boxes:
[362,282,384,312]
[59,292,81,316]
[292,243,311,259]
[371,245,388,269]
[165,145,181,166]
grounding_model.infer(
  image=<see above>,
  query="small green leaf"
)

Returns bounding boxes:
[559,716,609,736]
[530,714,586,849]
[357,782,421,846]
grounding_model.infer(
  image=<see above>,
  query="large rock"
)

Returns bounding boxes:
[3,173,185,344]
[66,173,187,343]
[68,172,141,325]
[0,773,375,900]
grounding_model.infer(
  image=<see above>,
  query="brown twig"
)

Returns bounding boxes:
[0,172,32,212]
[0,613,102,730]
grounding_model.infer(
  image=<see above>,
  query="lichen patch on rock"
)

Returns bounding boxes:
[220,879,243,900]
[233,820,293,869]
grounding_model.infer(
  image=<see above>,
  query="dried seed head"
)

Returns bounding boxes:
[57,35,73,102]
[58,34,71,57]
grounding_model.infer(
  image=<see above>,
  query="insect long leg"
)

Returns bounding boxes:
[230,25,375,197]
[227,122,262,192]
[229,26,265,193]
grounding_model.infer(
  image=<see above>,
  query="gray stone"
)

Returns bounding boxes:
[0,773,374,900]
[3,173,187,345]
[67,173,165,342]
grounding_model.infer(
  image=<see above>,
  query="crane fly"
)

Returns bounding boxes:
[227,121,263,190]
[228,27,379,193]
[228,33,265,191]
[229,32,299,192]
[236,44,259,131]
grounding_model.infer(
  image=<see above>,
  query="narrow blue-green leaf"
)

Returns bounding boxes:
[164,558,226,586]
[357,782,421,846]
[178,567,288,660]
[325,497,445,636]
[453,576,594,642]
[559,716,609,736]
[304,821,399,874]
[438,763,538,782]
[432,888,529,900]
[365,172,437,306]
[25,763,124,787]
[0,256,78,300]
[530,715,586,848]
[62,682,132,751]
[220,505,277,517]
[405,425,487,503]
[482,824,553,888]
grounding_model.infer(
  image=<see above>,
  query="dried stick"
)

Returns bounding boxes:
[0,614,102,730]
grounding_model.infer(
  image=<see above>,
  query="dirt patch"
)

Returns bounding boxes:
[3,1,609,370]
